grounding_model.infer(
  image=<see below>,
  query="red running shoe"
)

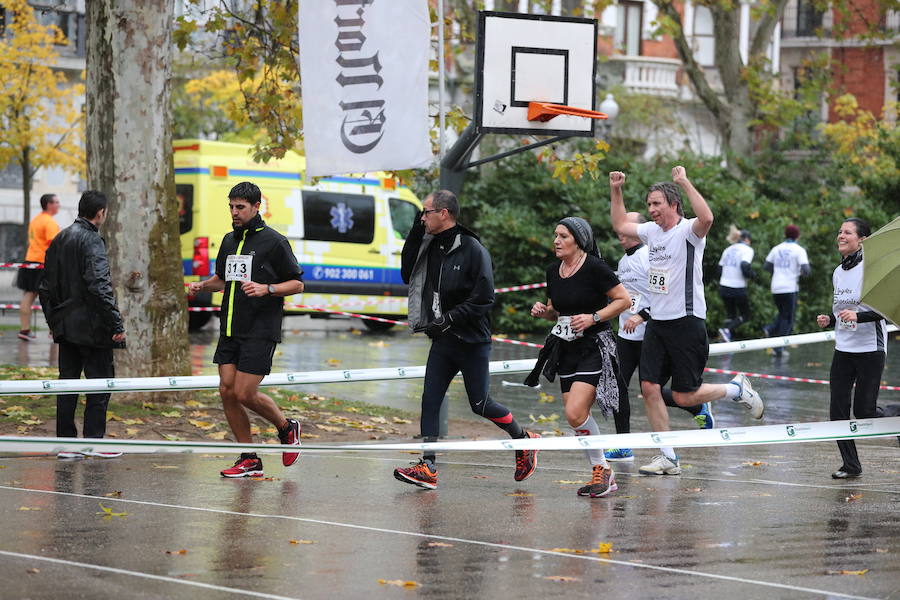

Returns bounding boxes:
[514,431,540,481]
[577,464,617,498]
[221,454,263,478]
[393,459,438,489]
[279,418,302,466]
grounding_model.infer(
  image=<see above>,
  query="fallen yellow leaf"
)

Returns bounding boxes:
[544,575,580,582]
[103,491,123,498]
[827,569,869,576]
[506,492,533,497]
[97,503,127,518]
[377,579,417,588]
[122,418,144,426]
[554,480,583,485]
[592,542,613,554]
[153,465,179,469]
[206,431,228,440]
[188,419,215,430]
[392,417,412,424]
[160,411,182,418]
[125,428,140,436]
[165,549,188,555]
[18,506,40,511]
[426,542,453,547]
[289,539,316,545]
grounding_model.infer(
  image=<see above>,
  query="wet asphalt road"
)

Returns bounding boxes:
[1,441,899,600]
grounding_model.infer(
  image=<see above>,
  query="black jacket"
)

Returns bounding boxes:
[214,214,303,342]
[39,218,124,348]
[401,219,494,343]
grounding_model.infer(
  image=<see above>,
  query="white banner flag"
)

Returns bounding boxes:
[299,0,433,177]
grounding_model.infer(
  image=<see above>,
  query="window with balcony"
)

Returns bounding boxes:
[796,0,825,37]
[615,1,643,56]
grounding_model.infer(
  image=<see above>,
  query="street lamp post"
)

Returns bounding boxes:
[598,93,620,139]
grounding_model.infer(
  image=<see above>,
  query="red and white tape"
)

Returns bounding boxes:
[0,262,42,269]
[494,282,546,294]
[704,367,900,392]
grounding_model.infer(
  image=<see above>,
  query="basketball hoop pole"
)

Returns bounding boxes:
[439,122,580,195]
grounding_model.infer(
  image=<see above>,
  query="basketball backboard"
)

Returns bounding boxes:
[474,12,598,137]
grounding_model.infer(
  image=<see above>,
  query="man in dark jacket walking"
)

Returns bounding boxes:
[39,190,125,458]
[393,189,538,489]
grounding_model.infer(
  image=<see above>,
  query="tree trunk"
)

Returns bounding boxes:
[85,0,190,390]
[21,145,31,228]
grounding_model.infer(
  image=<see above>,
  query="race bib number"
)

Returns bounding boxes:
[629,292,642,314]
[551,316,583,341]
[838,317,857,331]
[648,268,668,294]
[432,292,442,318]
[225,255,252,282]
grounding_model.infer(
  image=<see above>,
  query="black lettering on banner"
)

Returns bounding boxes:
[334,0,386,154]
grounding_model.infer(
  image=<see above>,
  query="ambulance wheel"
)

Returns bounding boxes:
[188,311,213,331]
[362,318,395,332]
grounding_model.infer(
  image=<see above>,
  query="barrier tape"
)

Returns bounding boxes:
[0,262,41,269]
[704,367,900,392]
[0,304,40,310]
[1,417,898,455]
[1,328,897,397]
[494,282,547,293]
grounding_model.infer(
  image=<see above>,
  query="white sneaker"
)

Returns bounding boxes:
[57,451,84,459]
[731,374,764,419]
[82,450,123,458]
[639,454,682,475]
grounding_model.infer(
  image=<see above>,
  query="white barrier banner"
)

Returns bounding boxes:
[299,0,432,176]
[0,327,896,397]
[2,418,899,455]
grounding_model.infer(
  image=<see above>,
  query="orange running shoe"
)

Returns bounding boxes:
[394,459,438,489]
[577,464,617,498]
[514,431,540,481]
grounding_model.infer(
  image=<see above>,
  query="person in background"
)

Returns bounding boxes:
[39,191,124,459]
[717,226,754,343]
[17,193,60,341]
[763,224,810,357]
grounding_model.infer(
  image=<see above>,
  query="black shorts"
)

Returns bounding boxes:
[557,338,604,394]
[213,335,277,376]
[16,263,43,293]
[640,316,708,393]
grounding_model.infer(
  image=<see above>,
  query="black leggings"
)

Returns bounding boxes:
[614,337,700,434]
[720,286,750,333]
[420,336,522,461]
[767,292,797,337]
[829,350,885,474]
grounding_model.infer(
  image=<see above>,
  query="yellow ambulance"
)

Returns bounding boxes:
[174,139,422,330]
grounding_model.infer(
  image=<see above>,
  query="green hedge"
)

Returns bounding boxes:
[457,145,895,336]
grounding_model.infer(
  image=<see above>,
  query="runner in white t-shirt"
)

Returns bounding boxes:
[610,167,765,476]
[716,228,755,343]
[763,224,811,357]
[815,217,888,480]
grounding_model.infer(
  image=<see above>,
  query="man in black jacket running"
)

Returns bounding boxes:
[393,189,538,489]
[189,182,304,478]
[40,190,125,459]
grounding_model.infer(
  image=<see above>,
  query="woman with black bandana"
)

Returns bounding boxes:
[526,217,631,498]
[816,217,888,479]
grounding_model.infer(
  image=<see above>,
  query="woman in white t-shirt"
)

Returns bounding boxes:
[815,217,888,480]
[717,226,755,342]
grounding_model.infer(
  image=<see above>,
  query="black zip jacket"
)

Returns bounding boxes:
[214,214,303,342]
[401,218,494,343]
[39,218,125,348]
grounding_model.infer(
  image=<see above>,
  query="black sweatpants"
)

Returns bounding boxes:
[829,349,885,474]
[720,286,750,334]
[57,342,115,438]
[420,335,522,462]
[614,336,700,434]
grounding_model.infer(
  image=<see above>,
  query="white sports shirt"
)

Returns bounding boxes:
[718,242,754,288]
[766,240,810,294]
[636,217,707,321]
[616,244,652,341]
[832,259,887,354]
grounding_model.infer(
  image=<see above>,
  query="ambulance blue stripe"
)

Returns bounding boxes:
[299,263,404,285]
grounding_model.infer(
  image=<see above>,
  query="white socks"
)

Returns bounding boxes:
[574,414,608,468]
[723,382,741,401]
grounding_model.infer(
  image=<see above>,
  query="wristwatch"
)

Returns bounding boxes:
[592,312,601,323]
[267,284,276,295]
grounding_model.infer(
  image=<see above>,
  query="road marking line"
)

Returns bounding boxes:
[0,550,299,600]
[0,485,879,599]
